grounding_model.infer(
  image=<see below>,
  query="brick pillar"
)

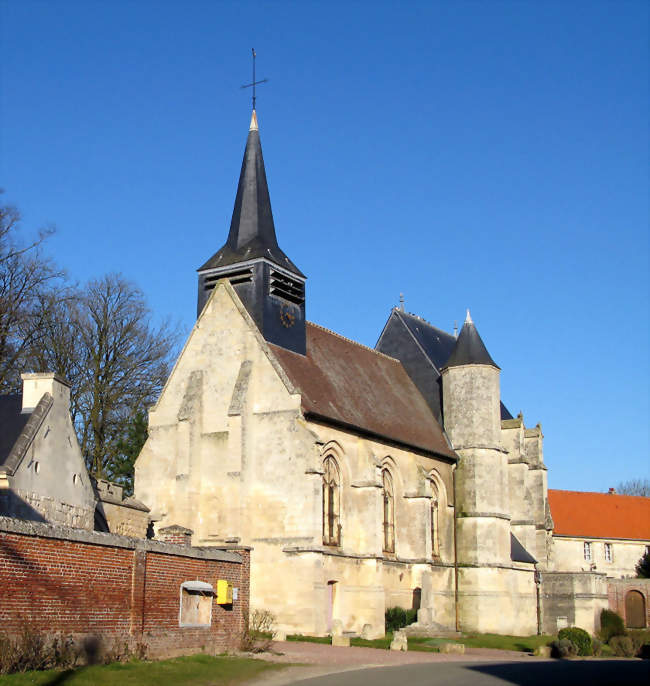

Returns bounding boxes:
[157,525,193,546]
[129,542,147,636]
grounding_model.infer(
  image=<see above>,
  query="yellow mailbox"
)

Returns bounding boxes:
[216,579,233,605]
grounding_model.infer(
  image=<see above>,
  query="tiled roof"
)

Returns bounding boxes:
[269,322,457,460]
[548,489,650,541]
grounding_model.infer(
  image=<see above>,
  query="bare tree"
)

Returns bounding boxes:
[0,197,63,391]
[614,479,650,497]
[29,274,179,484]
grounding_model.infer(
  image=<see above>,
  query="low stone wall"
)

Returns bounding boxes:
[0,517,250,658]
[541,571,608,634]
[608,578,650,629]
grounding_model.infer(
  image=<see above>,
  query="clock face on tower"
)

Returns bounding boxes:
[280,305,296,328]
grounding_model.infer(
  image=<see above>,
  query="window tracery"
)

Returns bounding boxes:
[322,456,341,546]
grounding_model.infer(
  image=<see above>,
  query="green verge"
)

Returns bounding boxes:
[0,655,288,686]
[289,632,554,653]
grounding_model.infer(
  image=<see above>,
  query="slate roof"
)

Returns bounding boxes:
[0,395,29,467]
[0,393,53,474]
[444,312,499,370]
[198,111,304,278]
[548,489,650,541]
[511,533,537,564]
[376,309,513,421]
[269,322,457,460]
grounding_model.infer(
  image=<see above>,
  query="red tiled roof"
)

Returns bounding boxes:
[548,489,650,541]
[269,322,456,460]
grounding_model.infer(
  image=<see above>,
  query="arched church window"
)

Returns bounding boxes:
[322,457,341,546]
[382,469,395,553]
[431,482,440,558]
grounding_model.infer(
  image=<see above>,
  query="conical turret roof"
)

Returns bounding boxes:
[443,310,499,369]
[198,111,304,277]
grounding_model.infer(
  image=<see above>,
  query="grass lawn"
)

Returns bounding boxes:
[0,655,287,686]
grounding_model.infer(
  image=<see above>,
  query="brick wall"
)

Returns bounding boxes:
[0,517,250,658]
[608,578,650,629]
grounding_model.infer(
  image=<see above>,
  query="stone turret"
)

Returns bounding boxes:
[442,311,532,633]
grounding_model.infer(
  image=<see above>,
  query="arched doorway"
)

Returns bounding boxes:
[625,590,647,628]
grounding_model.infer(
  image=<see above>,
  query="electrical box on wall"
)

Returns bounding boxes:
[216,579,233,604]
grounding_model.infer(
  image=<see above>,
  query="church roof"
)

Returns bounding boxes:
[198,111,304,278]
[444,310,499,369]
[269,322,457,460]
[548,489,650,541]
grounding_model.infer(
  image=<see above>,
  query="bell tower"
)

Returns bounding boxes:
[197,111,306,355]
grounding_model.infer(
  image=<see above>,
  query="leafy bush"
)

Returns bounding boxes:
[591,637,603,657]
[628,629,650,657]
[550,638,577,658]
[609,635,635,657]
[599,609,626,643]
[385,607,417,632]
[557,627,592,656]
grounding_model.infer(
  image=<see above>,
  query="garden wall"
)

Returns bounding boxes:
[608,578,650,629]
[0,517,250,658]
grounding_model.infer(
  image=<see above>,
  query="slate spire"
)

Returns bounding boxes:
[198,111,304,277]
[444,309,499,369]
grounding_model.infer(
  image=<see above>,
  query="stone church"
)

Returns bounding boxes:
[135,111,608,638]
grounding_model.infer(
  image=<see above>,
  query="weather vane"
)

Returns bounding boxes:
[240,48,268,111]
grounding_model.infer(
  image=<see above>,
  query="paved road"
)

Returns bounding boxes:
[286,660,650,686]
[247,641,650,686]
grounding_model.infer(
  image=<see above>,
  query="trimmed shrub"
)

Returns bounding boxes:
[385,607,417,632]
[599,609,626,643]
[550,638,577,658]
[628,629,650,657]
[591,637,603,657]
[558,627,592,656]
[609,635,635,657]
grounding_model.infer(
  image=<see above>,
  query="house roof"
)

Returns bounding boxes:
[198,111,304,278]
[0,393,53,474]
[269,322,457,460]
[548,489,650,541]
[0,395,29,467]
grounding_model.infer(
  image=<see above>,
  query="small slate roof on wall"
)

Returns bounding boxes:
[549,489,650,541]
[510,533,537,564]
[269,322,456,460]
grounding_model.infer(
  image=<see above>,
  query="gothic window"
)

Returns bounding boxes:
[382,469,395,553]
[583,541,592,561]
[322,457,341,546]
[431,483,440,558]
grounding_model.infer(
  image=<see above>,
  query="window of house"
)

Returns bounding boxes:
[583,542,592,562]
[604,543,613,563]
[179,581,214,627]
[431,483,440,558]
[382,469,395,553]
[322,456,341,546]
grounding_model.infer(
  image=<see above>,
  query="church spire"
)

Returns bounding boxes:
[198,112,303,277]
[197,111,307,355]
[443,311,499,369]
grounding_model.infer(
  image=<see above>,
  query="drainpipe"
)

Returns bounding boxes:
[452,465,459,632]
[535,568,542,635]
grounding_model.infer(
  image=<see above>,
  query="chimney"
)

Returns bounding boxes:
[157,525,194,547]
[21,373,70,412]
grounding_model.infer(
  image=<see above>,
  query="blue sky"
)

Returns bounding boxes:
[1,0,648,492]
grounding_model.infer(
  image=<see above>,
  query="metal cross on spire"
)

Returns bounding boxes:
[240,48,268,111]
